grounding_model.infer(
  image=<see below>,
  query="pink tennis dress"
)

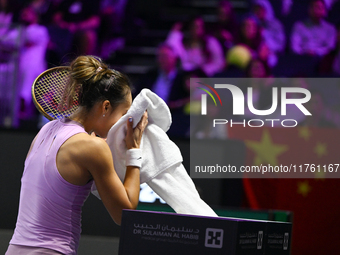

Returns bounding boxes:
[7,119,93,255]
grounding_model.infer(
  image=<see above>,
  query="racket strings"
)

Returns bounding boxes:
[33,68,79,120]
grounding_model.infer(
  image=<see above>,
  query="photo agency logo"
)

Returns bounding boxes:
[196,82,312,128]
[197,82,223,114]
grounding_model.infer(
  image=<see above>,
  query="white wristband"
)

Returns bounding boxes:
[126,148,142,168]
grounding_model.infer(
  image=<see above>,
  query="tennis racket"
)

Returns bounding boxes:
[32,66,79,120]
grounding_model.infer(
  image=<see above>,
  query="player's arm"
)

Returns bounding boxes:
[84,139,139,225]
[84,113,148,225]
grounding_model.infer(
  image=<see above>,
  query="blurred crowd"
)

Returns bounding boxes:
[1,0,340,136]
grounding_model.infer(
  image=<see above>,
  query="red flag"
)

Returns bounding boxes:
[229,126,340,254]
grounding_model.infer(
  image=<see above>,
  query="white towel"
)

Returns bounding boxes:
[146,163,217,217]
[92,89,217,217]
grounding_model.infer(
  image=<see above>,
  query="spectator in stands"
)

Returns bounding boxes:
[0,0,15,126]
[0,0,13,37]
[98,0,129,58]
[318,23,340,76]
[134,44,193,138]
[246,57,272,78]
[252,0,286,67]
[168,68,207,113]
[234,15,280,69]
[53,0,100,56]
[0,5,49,120]
[257,42,273,67]
[209,0,240,54]
[20,5,49,119]
[166,16,225,77]
[99,0,128,37]
[30,0,62,25]
[134,44,188,106]
[237,15,263,55]
[167,69,205,138]
[290,0,337,56]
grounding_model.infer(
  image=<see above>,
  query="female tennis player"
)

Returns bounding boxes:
[5,55,148,255]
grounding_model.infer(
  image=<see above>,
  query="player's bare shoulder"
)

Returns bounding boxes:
[64,133,110,156]
[58,133,110,167]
